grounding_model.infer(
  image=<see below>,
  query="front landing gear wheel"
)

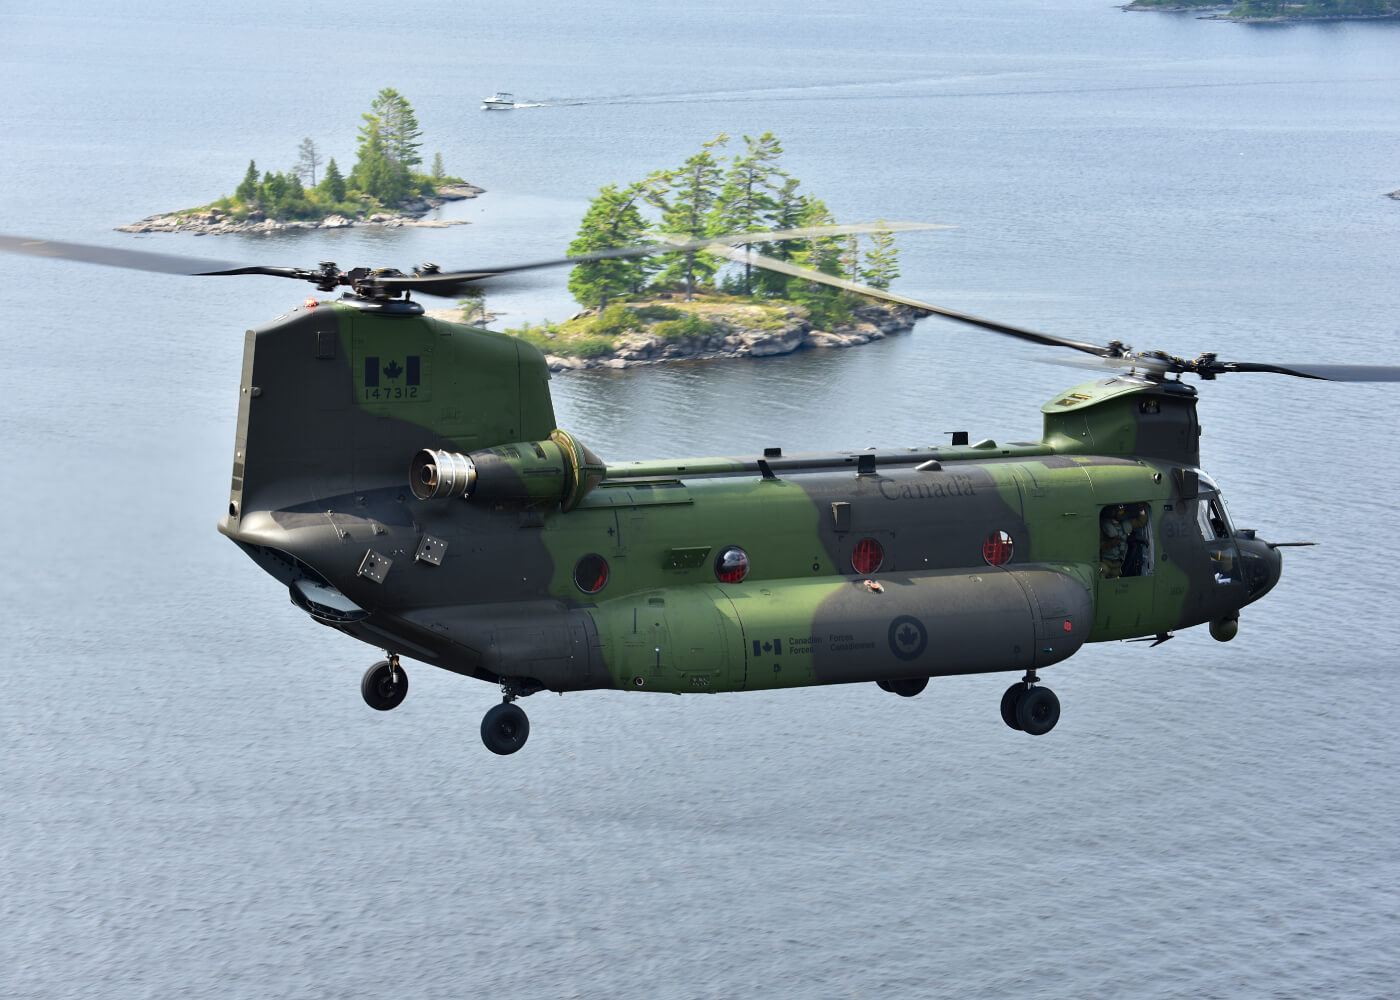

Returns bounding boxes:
[361,659,408,711]
[1000,683,1026,731]
[1015,686,1060,736]
[481,702,530,755]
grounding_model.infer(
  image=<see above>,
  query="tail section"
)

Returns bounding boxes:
[227,299,559,520]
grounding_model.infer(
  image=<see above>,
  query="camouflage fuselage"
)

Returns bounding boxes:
[219,301,1281,695]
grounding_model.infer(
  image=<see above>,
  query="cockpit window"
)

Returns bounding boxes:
[1196,496,1232,541]
[1100,502,1153,579]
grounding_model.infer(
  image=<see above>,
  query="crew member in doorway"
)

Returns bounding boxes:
[1120,502,1151,577]
[1101,503,1150,579]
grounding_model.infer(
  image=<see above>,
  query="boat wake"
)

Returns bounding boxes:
[500,73,1370,111]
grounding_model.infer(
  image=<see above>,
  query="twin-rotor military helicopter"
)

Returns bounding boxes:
[5,224,1397,754]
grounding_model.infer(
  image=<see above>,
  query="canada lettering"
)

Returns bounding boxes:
[878,474,977,501]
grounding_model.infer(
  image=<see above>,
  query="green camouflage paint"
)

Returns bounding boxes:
[219,304,1281,713]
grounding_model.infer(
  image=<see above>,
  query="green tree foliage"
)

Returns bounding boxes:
[786,197,852,328]
[647,134,728,300]
[352,89,430,203]
[235,160,259,204]
[262,170,289,205]
[209,90,448,223]
[860,225,900,290]
[708,132,787,294]
[351,122,413,204]
[567,183,650,309]
[431,152,445,181]
[1231,0,1391,13]
[361,87,424,169]
[563,132,907,320]
[318,157,346,203]
[751,174,806,298]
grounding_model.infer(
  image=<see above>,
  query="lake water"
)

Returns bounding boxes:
[1,2,1398,998]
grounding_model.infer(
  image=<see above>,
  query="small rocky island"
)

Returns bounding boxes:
[119,182,483,235]
[514,132,924,372]
[119,87,478,236]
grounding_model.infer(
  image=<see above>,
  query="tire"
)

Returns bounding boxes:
[361,660,408,711]
[1015,686,1060,736]
[877,677,928,698]
[481,702,530,755]
[1000,682,1025,730]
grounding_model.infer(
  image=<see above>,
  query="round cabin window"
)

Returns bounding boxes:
[983,530,1014,566]
[574,553,610,594]
[714,546,750,584]
[851,537,885,575]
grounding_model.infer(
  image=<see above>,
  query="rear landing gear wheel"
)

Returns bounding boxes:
[481,701,530,755]
[1015,686,1060,736]
[361,658,408,711]
[877,677,929,698]
[1000,682,1026,731]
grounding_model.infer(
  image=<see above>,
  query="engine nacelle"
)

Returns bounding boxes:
[410,428,604,511]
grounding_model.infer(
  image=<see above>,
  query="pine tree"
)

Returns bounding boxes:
[431,152,445,181]
[318,157,346,203]
[860,225,900,290]
[787,197,851,328]
[752,174,803,297]
[708,132,786,294]
[648,134,728,300]
[295,137,322,187]
[360,87,423,169]
[263,170,289,205]
[235,160,259,205]
[567,184,650,310]
[351,89,424,204]
[262,170,290,216]
[351,121,409,204]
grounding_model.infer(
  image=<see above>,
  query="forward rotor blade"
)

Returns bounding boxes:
[0,233,257,277]
[702,242,1114,359]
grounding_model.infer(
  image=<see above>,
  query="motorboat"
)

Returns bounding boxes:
[481,92,516,110]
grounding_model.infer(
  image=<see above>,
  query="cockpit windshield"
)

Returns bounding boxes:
[1194,471,1235,541]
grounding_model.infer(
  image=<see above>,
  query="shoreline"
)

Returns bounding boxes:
[116,182,485,235]
[423,300,927,373]
[1120,2,1400,21]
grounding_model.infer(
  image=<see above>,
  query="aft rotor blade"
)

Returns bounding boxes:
[704,242,1115,359]
[1211,361,1400,382]
[382,222,950,298]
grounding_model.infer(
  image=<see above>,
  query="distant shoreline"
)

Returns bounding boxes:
[1120,2,1400,21]
[116,182,485,235]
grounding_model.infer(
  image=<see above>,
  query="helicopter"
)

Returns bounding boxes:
[4,227,1398,755]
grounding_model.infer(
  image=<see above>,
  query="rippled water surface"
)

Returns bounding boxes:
[2,3,1398,998]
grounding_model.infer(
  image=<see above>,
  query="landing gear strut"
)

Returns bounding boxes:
[1000,668,1060,736]
[361,655,408,711]
[480,679,532,755]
